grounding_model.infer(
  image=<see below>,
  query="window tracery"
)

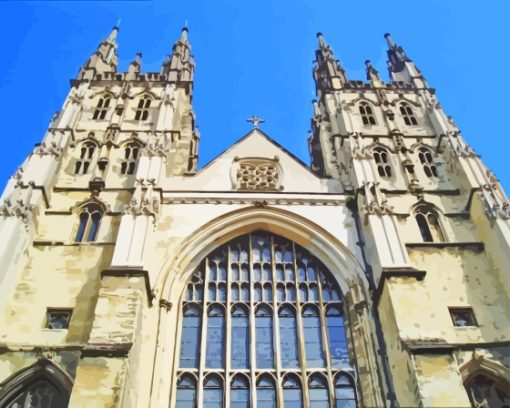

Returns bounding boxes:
[134,96,151,121]
[176,232,357,407]
[92,95,111,120]
[120,143,141,175]
[399,102,418,126]
[373,146,392,178]
[417,147,438,178]
[74,142,96,175]
[235,158,280,191]
[75,203,103,242]
[414,205,445,243]
[359,102,376,126]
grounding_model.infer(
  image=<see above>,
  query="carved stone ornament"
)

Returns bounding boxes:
[233,157,282,191]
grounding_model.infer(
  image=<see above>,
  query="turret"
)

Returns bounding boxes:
[77,26,119,81]
[385,33,427,88]
[313,32,347,96]
[161,27,195,86]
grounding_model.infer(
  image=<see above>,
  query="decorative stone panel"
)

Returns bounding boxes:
[233,156,282,191]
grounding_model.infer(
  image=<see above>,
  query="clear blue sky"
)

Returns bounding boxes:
[0,0,508,192]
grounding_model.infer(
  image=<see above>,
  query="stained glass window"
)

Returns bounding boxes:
[175,232,357,407]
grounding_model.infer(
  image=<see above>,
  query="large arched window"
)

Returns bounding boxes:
[359,102,376,125]
[373,146,392,178]
[417,147,438,178]
[0,360,73,408]
[415,205,445,243]
[74,141,97,175]
[120,143,141,175]
[75,203,103,242]
[400,102,418,126]
[134,96,151,121]
[174,232,357,407]
[92,95,111,120]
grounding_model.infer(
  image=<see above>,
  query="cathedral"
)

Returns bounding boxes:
[0,25,509,408]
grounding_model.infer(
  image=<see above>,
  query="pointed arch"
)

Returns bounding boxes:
[157,206,367,299]
[153,206,373,408]
[0,359,73,408]
[358,101,377,126]
[412,201,446,243]
[73,138,99,175]
[71,197,107,243]
[459,357,510,408]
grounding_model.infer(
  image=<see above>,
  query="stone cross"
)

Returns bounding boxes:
[246,115,265,128]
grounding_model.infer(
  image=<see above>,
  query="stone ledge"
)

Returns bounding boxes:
[373,267,426,306]
[405,242,484,251]
[82,342,132,357]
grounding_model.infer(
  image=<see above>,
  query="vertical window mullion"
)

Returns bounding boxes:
[225,246,232,408]
[248,234,257,407]
[292,241,310,407]
[270,236,283,406]
[316,273,335,406]
[197,259,210,407]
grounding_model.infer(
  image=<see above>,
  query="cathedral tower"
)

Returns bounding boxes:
[0,26,508,408]
[309,32,510,407]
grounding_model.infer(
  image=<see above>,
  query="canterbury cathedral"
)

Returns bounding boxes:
[0,25,509,408]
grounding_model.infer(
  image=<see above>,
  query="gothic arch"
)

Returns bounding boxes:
[150,206,385,408]
[459,356,510,407]
[157,206,368,300]
[0,359,73,407]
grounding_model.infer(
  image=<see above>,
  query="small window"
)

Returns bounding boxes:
[92,95,111,120]
[74,142,96,175]
[359,102,376,125]
[400,102,418,126]
[134,96,151,121]
[120,143,141,175]
[418,147,438,178]
[415,205,445,243]
[373,146,392,178]
[450,308,477,327]
[75,204,103,242]
[46,309,72,329]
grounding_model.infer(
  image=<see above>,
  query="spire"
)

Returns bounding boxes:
[384,33,427,87]
[313,32,347,95]
[384,33,410,73]
[77,26,119,81]
[161,27,195,85]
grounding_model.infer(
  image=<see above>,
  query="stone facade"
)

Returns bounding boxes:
[0,27,508,408]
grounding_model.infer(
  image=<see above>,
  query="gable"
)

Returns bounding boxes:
[165,129,343,193]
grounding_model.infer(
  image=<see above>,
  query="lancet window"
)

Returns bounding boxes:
[359,102,376,125]
[175,232,357,407]
[134,96,151,121]
[74,142,96,175]
[373,146,392,178]
[414,205,445,243]
[75,203,103,242]
[417,147,438,178]
[92,95,111,120]
[399,102,418,126]
[120,143,141,175]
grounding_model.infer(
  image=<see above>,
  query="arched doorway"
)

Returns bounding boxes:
[173,231,358,407]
